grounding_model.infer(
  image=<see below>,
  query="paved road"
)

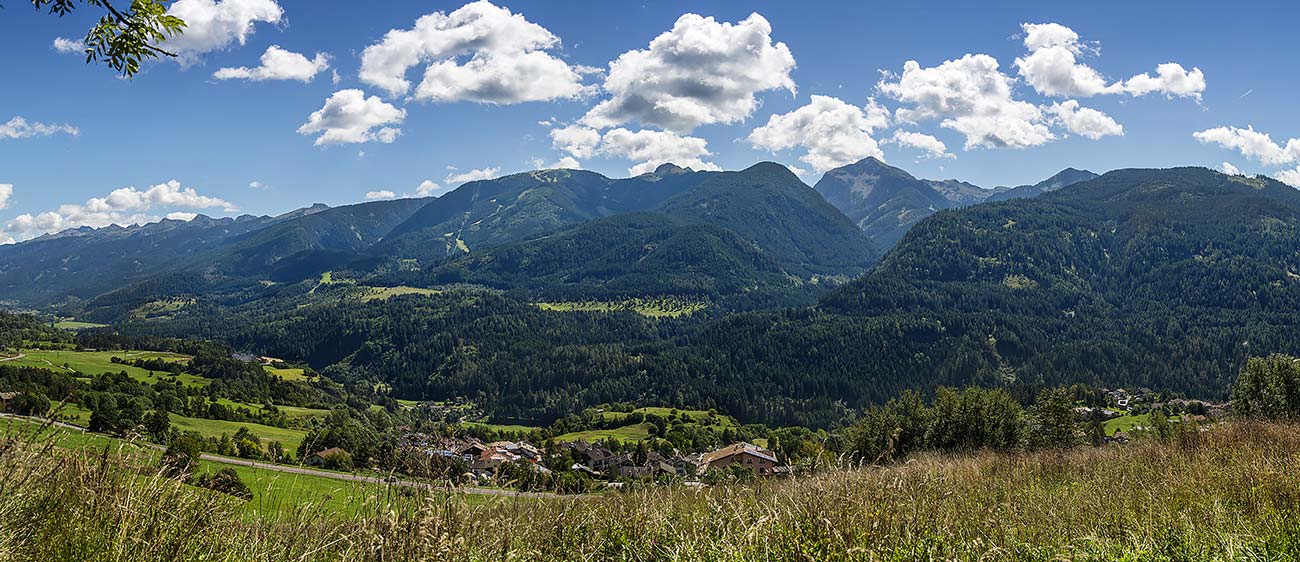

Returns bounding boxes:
[5,412,574,499]
[0,412,84,431]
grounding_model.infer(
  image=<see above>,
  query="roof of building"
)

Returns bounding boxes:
[310,447,348,458]
[702,442,778,465]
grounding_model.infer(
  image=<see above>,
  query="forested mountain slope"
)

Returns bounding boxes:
[381,162,877,308]
[822,167,1300,397]
[0,214,281,305]
[376,166,714,262]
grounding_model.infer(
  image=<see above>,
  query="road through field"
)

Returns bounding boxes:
[3,413,574,499]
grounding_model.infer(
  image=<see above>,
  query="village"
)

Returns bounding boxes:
[366,433,788,490]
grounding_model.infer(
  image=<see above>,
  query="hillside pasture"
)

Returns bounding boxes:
[168,414,310,452]
[8,349,208,387]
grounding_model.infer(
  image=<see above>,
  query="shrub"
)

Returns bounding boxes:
[162,432,203,476]
[193,467,252,500]
[319,449,354,471]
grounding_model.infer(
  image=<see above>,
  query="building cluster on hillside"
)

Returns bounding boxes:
[391,432,788,483]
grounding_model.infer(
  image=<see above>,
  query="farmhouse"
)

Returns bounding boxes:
[0,391,19,412]
[701,442,780,477]
[304,447,349,467]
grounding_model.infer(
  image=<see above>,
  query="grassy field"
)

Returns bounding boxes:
[52,320,109,330]
[7,349,208,387]
[555,422,653,443]
[536,296,709,318]
[359,286,442,301]
[168,414,310,451]
[131,298,195,320]
[50,402,92,426]
[1,418,487,522]
[464,421,543,434]
[6,421,1300,560]
[598,406,737,426]
[1104,412,1148,434]
[264,365,309,381]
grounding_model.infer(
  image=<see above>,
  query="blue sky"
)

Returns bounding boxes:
[1,0,1297,241]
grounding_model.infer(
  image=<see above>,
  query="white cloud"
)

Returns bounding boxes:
[415,179,455,197]
[1,116,79,139]
[880,54,1054,150]
[549,125,601,159]
[887,130,954,159]
[1015,23,1205,100]
[446,167,500,185]
[0,184,11,209]
[2,180,237,241]
[1014,23,1119,98]
[166,212,198,221]
[359,0,585,104]
[581,13,796,133]
[1047,100,1124,140]
[52,37,84,53]
[1193,125,1300,167]
[1021,22,1084,52]
[213,45,330,82]
[163,0,283,64]
[298,89,406,146]
[248,180,267,189]
[747,95,890,171]
[553,156,581,169]
[1122,63,1206,99]
[1276,167,1300,188]
[1221,162,1241,175]
[365,190,396,200]
[599,128,720,175]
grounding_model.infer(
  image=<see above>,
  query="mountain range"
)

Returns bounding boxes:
[8,158,1293,426]
[811,157,1097,248]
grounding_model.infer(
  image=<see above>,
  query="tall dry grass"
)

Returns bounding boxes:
[4,421,1300,561]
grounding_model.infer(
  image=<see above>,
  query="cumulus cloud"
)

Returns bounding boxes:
[52,37,84,53]
[880,54,1053,150]
[887,130,954,159]
[365,190,396,200]
[213,45,330,82]
[1122,63,1206,99]
[1276,168,1300,188]
[598,128,720,175]
[359,0,586,104]
[1015,23,1205,100]
[1,116,79,139]
[581,13,796,132]
[747,95,890,171]
[1047,100,1124,139]
[163,0,283,63]
[1221,162,1241,175]
[1014,23,1119,98]
[248,180,267,189]
[414,180,450,197]
[2,180,237,242]
[549,125,601,160]
[445,167,500,185]
[1193,125,1300,167]
[552,156,581,169]
[298,89,406,146]
[0,184,11,209]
